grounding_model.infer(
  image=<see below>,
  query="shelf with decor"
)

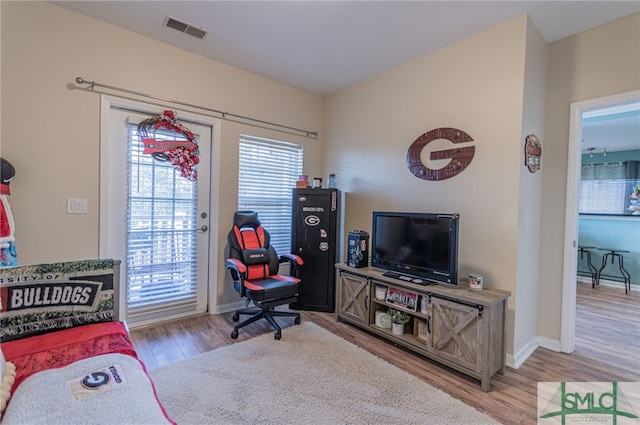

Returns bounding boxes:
[336,264,511,391]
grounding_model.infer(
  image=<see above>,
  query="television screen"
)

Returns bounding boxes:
[371,212,459,285]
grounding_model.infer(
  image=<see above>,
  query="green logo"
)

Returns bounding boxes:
[538,382,639,424]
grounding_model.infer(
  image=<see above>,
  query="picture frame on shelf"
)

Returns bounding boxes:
[413,318,428,343]
[385,286,418,312]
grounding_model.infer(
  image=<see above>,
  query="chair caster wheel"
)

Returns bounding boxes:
[294,316,301,325]
[231,330,239,339]
[274,332,281,340]
[232,314,239,322]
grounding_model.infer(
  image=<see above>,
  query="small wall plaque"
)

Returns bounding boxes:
[524,134,541,173]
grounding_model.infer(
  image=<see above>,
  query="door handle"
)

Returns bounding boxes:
[195,225,208,233]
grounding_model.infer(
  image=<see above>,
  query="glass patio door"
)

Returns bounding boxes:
[101,97,214,327]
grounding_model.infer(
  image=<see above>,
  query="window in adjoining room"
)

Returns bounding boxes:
[579,160,639,215]
[238,135,303,254]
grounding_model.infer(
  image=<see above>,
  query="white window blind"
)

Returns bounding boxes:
[579,162,629,214]
[579,180,629,214]
[126,126,199,315]
[238,135,303,254]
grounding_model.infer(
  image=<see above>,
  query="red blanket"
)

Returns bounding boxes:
[2,321,137,392]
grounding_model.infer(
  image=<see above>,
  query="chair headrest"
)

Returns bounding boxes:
[234,210,261,229]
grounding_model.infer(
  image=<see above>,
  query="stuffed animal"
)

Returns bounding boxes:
[0,356,16,413]
[0,157,17,267]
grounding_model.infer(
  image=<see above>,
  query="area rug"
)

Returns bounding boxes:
[150,322,499,425]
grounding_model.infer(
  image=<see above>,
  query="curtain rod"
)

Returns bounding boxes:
[582,161,624,166]
[74,77,318,139]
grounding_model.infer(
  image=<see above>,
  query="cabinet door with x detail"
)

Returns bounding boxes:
[428,295,482,373]
[337,272,370,325]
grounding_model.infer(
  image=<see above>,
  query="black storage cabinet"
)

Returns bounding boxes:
[290,188,340,312]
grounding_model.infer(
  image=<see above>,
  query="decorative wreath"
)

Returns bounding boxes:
[137,110,199,181]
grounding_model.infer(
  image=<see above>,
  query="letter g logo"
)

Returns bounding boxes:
[406,127,475,181]
[81,372,110,389]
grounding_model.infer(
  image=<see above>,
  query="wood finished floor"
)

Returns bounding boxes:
[130,282,639,425]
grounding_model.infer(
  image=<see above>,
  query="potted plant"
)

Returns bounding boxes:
[388,307,411,335]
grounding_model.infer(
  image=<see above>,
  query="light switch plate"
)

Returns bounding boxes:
[67,198,88,214]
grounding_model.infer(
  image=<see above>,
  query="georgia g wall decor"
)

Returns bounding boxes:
[406,127,475,181]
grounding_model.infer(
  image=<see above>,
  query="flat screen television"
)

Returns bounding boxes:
[371,211,459,285]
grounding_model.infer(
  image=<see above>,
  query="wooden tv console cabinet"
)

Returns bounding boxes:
[335,264,511,391]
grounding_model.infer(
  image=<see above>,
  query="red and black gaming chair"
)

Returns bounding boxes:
[225,210,303,340]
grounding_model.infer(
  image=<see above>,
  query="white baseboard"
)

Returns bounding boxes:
[508,335,561,369]
[214,300,249,314]
[509,337,539,369]
[536,336,560,352]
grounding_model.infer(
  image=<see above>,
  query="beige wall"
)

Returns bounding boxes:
[324,15,531,357]
[538,13,640,342]
[324,12,639,360]
[0,2,324,306]
[513,17,547,360]
[0,2,2,155]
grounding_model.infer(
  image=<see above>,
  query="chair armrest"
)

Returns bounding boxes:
[225,258,247,278]
[279,253,303,266]
[279,254,303,277]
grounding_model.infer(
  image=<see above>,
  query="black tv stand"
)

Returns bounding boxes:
[382,271,430,285]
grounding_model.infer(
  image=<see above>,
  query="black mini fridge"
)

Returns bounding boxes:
[290,188,340,312]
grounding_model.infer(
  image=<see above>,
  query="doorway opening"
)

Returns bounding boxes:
[561,89,640,353]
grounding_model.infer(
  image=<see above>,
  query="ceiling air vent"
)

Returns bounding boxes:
[164,15,208,40]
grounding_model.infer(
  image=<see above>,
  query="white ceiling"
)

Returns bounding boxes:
[582,106,640,154]
[53,1,639,96]
[52,1,640,152]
